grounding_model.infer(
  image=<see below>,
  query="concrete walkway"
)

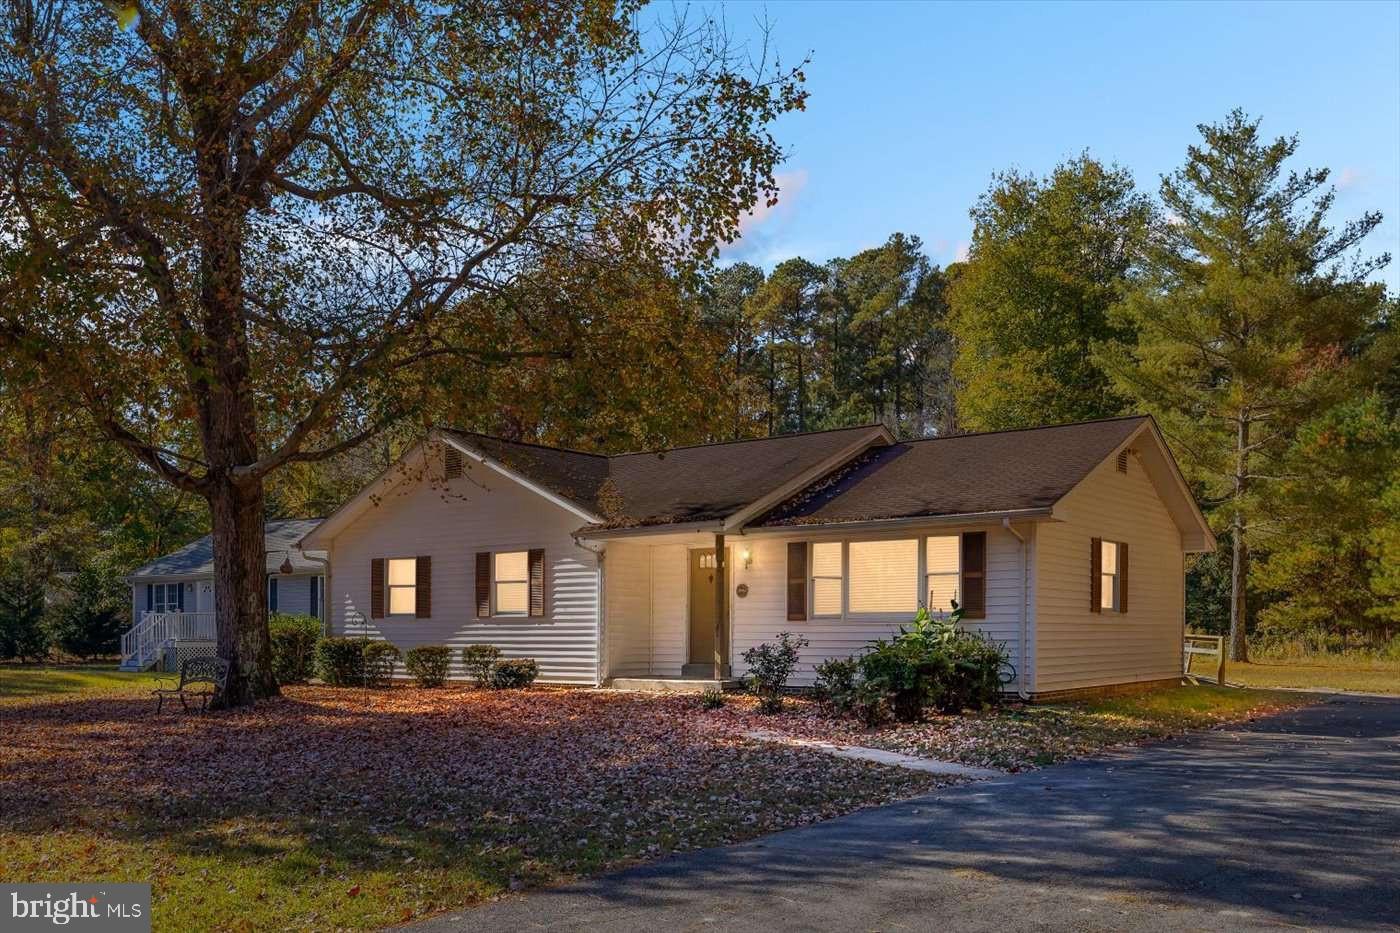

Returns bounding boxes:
[414,696,1400,932]
[743,729,1004,779]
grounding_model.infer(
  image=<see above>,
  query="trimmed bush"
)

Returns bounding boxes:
[812,656,859,712]
[489,657,538,689]
[269,614,321,685]
[315,637,366,686]
[462,643,501,686]
[742,632,808,713]
[404,645,452,687]
[362,642,401,687]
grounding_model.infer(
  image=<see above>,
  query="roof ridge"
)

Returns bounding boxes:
[897,414,1149,445]
[606,423,887,458]
[437,427,610,459]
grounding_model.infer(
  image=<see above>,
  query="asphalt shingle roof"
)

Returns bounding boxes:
[440,425,885,528]
[129,518,325,579]
[755,417,1148,526]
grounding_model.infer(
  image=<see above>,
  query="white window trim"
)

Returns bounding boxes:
[386,557,417,617]
[924,534,961,615]
[151,582,180,614]
[808,540,845,619]
[493,550,530,618]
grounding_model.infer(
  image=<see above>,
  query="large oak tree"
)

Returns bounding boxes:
[0,0,804,704]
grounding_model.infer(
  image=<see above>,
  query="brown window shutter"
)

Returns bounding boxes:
[415,556,431,618]
[1118,542,1128,613]
[960,532,986,619]
[475,552,491,618]
[370,558,385,619]
[786,542,807,621]
[528,548,546,617]
[1090,537,1102,613]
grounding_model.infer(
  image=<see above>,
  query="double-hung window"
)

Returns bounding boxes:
[1093,538,1127,613]
[810,542,844,617]
[493,551,530,616]
[925,535,960,612]
[150,582,181,613]
[387,558,418,615]
[847,539,919,615]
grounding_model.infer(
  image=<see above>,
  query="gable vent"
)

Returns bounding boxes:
[1116,449,1130,473]
[444,445,464,479]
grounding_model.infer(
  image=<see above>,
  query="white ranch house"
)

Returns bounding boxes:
[123,416,1214,698]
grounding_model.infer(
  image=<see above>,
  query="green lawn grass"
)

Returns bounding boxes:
[1217,657,1400,694]
[0,664,163,699]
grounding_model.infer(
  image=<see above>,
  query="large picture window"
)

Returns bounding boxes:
[494,551,530,616]
[387,558,418,615]
[810,542,843,616]
[848,539,919,614]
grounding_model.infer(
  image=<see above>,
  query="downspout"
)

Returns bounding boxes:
[573,534,607,687]
[1002,518,1031,700]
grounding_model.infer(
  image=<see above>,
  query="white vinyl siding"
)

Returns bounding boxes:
[327,444,600,684]
[1034,451,1184,693]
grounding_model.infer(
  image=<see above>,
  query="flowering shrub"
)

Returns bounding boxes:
[404,646,453,687]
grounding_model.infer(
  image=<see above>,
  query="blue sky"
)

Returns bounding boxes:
[716,0,1400,291]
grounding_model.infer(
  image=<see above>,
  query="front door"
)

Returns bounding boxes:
[688,548,729,665]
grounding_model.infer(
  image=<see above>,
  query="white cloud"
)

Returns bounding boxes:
[1337,167,1364,191]
[954,240,971,263]
[723,168,809,261]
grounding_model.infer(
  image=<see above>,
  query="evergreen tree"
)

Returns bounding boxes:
[1103,110,1390,661]
[0,559,49,662]
[48,560,130,660]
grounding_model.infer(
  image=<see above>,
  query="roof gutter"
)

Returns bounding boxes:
[575,519,726,541]
[733,507,1056,537]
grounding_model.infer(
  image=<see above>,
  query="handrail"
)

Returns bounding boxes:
[120,611,218,668]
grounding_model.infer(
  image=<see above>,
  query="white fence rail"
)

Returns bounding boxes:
[121,611,218,670]
[1184,633,1226,684]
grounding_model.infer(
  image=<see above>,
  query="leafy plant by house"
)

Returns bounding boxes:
[269,615,321,685]
[489,658,538,689]
[698,687,726,710]
[362,643,401,688]
[742,632,809,713]
[404,646,453,688]
[315,638,367,686]
[462,644,502,687]
[812,656,859,712]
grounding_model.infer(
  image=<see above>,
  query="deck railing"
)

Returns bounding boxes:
[121,611,218,670]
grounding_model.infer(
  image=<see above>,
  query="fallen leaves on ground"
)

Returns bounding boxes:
[0,685,941,931]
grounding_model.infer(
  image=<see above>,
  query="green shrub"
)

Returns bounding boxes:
[698,686,726,710]
[742,631,808,713]
[489,657,538,689]
[315,637,366,686]
[47,562,127,660]
[462,643,501,686]
[362,642,400,687]
[269,614,321,684]
[813,656,859,711]
[404,645,452,687]
[0,561,50,663]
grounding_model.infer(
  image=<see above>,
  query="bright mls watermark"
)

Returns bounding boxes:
[3,884,150,932]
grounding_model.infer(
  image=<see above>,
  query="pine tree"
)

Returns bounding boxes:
[1103,110,1390,661]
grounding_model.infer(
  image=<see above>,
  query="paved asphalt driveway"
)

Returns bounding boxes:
[417,696,1400,931]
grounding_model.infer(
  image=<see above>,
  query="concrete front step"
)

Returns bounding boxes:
[607,677,743,695]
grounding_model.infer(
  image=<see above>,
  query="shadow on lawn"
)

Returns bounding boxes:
[437,697,1400,931]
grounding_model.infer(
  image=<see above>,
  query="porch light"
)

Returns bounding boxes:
[279,552,294,575]
[741,547,753,569]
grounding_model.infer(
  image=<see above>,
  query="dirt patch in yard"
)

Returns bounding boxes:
[0,685,942,931]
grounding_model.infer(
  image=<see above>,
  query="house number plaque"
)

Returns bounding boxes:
[735,583,749,598]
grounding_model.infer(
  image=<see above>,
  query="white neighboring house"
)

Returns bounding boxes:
[121,519,327,672]
[299,416,1215,699]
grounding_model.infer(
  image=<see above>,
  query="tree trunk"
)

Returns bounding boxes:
[208,476,278,706]
[1228,415,1250,662]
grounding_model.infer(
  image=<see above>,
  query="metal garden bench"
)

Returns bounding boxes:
[153,656,229,712]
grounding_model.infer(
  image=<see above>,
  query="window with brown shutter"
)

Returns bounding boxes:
[960,532,986,619]
[1090,537,1102,613]
[786,542,807,621]
[370,558,385,619]
[528,548,546,617]
[475,552,490,618]
[415,555,431,618]
[1118,542,1128,613]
